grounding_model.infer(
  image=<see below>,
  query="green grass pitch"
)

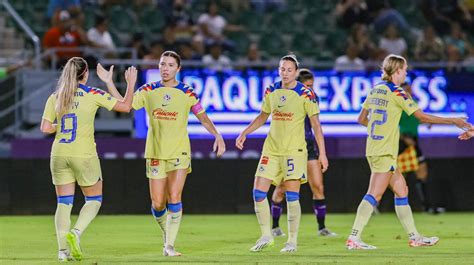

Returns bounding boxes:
[1,213,473,264]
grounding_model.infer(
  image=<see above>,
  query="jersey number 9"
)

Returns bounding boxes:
[368,109,387,140]
[59,113,77,143]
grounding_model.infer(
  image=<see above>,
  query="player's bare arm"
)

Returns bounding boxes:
[236,111,270,150]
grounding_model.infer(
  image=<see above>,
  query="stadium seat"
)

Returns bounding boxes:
[139,8,165,33]
[259,31,286,56]
[108,6,137,33]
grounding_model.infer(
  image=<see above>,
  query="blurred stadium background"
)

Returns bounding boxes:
[0,0,474,255]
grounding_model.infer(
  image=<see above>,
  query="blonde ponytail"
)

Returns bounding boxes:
[55,57,88,117]
[381,54,406,82]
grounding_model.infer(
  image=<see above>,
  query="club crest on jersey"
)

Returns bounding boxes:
[280,96,286,104]
[162,94,171,106]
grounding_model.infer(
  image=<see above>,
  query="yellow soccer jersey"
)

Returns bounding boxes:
[362,81,419,157]
[132,81,204,159]
[42,84,118,157]
[261,81,319,156]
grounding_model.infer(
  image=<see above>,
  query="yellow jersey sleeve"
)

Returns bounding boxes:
[391,88,419,116]
[187,87,205,115]
[42,94,56,122]
[303,89,320,117]
[132,89,145,110]
[261,87,272,114]
[90,88,117,110]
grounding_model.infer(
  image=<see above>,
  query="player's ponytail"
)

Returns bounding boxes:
[55,57,88,117]
[381,54,406,82]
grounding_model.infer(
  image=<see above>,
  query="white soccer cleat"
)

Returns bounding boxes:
[163,245,182,256]
[318,228,337,237]
[57,250,73,262]
[409,236,439,247]
[272,227,286,237]
[249,236,274,252]
[346,238,377,250]
[280,242,297,253]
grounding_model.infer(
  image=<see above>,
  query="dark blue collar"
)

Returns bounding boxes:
[78,84,90,92]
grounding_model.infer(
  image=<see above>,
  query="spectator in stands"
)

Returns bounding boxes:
[47,0,82,25]
[191,38,205,60]
[445,22,471,72]
[420,0,473,35]
[166,0,195,42]
[366,0,415,38]
[347,23,376,61]
[162,25,179,51]
[202,42,232,71]
[414,25,445,62]
[87,15,116,56]
[179,43,200,61]
[43,10,88,67]
[445,22,471,59]
[142,40,165,69]
[126,32,148,59]
[246,43,263,62]
[195,1,243,50]
[462,46,474,72]
[334,42,365,72]
[335,0,370,28]
[378,24,407,57]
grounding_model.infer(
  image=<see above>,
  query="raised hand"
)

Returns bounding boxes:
[97,63,114,84]
[125,66,137,85]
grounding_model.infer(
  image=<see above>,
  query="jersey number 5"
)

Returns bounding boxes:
[59,113,77,143]
[368,109,387,140]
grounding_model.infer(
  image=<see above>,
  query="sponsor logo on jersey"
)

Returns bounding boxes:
[261,156,269,165]
[151,159,159,166]
[152,108,178,120]
[272,110,294,121]
[151,168,159,176]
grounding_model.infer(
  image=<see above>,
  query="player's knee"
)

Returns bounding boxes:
[272,189,285,203]
[253,189,267,202]
[57,195,74,206]
[285,191,300,202]
[167,202,182,213]
[85,195,103,206]
[314,184,324,197]
[151,197,166,210]
[363,194,378,206]
[168,191,182,204]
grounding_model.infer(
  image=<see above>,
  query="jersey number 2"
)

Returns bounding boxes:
[59,113,77,143]
[369,109,387,140]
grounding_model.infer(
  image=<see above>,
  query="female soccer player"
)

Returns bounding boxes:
[346,54,471,250]
[131,51,225,257]
[270,69,335,237]
[236,55,322,253]
[40,57,137,261]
